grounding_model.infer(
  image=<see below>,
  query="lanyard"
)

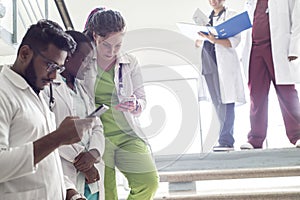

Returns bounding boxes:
[118,63,125,96]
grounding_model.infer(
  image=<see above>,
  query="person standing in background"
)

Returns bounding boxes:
[43,30,105,200]
[0,19,95,200]
[194,0,246,152]
[240,0,300,149]
[83,8,159,200]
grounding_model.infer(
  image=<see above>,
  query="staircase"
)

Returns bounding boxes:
[0,0,48,60]
[153,148,300,199]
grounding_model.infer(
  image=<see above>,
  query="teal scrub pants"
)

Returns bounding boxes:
[103,133,159,200]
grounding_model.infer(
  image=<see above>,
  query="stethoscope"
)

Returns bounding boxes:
[49,83,54,111]
[48,81,61,111]
[208,7,227,26]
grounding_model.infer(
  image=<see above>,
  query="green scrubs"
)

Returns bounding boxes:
[95,66,159,200]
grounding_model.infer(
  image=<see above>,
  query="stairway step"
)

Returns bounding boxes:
[154,189,300,200]
[155,148,300,173]
[155,148,300,193]
[159,166,300,182]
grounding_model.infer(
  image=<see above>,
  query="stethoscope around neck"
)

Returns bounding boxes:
[208,7,227,26]
[49,81,60,111]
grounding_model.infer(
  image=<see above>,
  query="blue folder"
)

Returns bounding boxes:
[202,11,252,39]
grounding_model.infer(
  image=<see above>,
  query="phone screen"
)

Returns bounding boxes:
[86,104,109,118]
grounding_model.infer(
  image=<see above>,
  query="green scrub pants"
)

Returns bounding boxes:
[103,132,159,200]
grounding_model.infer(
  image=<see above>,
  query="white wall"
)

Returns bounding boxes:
[47,1,247,154]
[49,0,245,32]
[47,0,245,67]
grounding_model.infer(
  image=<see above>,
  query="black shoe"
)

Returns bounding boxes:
[213,145,234,152]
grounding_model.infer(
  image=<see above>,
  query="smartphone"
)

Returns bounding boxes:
[86,104,109,118]
[121,96,136,103]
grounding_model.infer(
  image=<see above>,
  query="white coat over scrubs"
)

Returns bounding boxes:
[242,0,300,84]
[195,8,246,104]
[83,53,147,138]
[0,66,67,200]
[43,75,105,200]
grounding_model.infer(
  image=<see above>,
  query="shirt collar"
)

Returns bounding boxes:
[2,66,31,90]
[117,53,130,65]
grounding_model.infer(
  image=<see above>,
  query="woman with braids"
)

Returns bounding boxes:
[83,8,159,200]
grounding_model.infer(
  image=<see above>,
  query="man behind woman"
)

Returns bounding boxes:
[43,30,105,200]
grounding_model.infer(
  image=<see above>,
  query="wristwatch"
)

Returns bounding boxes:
[70,193,87,200]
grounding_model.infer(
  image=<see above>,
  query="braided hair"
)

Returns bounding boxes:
[84,7,126,40]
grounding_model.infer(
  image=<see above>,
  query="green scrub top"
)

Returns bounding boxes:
[95,66,134,136]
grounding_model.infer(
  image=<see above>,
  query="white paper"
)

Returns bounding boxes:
[176,22,210,41]
[193,8,208,26]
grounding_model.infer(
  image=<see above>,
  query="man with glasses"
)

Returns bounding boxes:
[0,20,94,200]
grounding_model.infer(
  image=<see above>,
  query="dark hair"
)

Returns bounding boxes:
[66,30,92,48]
[18,19,76,54]
[84,8,126,39]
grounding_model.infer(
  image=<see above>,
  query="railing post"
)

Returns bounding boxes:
[45,0,48,19]
[12,0,17,44]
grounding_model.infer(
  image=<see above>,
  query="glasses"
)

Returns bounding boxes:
[31,47,66,74]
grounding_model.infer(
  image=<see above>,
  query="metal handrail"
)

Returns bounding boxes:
[1,0,67,55]
[54,0,74,30]
[12,0,17,44]
[11,0,48,44]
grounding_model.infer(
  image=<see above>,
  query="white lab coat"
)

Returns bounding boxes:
[83,53,147,139]
[194,8,246,104]
[0,66,66,200]
[242,0,300,84]
[43,75,105,200]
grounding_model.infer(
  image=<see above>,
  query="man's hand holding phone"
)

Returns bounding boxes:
[55,117,95,146]
[86,104,109,118]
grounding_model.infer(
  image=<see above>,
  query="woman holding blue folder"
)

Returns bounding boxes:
[194,0,246,152]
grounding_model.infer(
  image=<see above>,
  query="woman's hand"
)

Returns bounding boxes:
[195,39,202,48]
[115,95,140,114]
[198,31,216,44]
[115,100,136,112]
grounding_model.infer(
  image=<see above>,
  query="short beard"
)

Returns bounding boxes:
[24,59,40,94]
